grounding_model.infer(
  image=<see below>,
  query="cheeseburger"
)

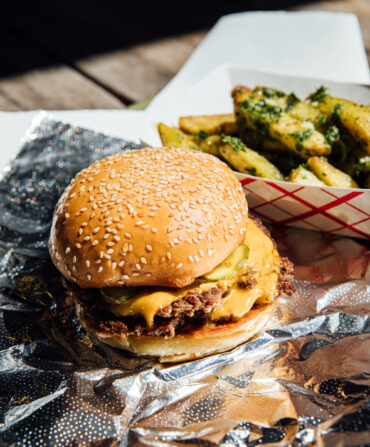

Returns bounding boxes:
[49,147,293,362]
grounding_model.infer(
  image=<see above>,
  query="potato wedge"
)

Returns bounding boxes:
[158,123,196,150]
[309,88,370,154]
[196,134,222,156]
[232,86,331,159]
[307,156,359,188]
[289,166,326,186]
[179,114,239,135]
[253,86,327,131]
[219,136,284,180]
[158,123,221,156]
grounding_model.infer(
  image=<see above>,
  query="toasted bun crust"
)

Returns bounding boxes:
[76,300,278,363]
[49,147,248,288]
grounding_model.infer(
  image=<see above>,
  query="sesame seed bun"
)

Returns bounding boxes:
[75,299,278,363]
[49,147,248,288]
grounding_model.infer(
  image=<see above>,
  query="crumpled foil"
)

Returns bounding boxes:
[0,114,369,447]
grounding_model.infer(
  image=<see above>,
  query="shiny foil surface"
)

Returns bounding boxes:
[0,114,369,446]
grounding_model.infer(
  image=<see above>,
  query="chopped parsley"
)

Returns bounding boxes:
[258,87,285,98]
[308,86,328,102]
[245,167,257,176]
[289,129,313,152]
[332,104,343,124]
[285,93,300,111]
[197,130,208,139]
[240,97,282,135]
[222,135,245,152]
[318,114,328,127]
[325,125,340,146]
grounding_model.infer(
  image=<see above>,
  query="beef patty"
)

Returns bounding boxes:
[74,217,294,339]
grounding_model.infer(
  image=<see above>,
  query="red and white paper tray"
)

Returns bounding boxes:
[142,65,370,239]
[236,174,369,239]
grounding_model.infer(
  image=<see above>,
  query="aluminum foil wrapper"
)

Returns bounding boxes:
[0,114,369,446]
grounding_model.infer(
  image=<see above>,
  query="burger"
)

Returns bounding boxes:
[49,147,293,362]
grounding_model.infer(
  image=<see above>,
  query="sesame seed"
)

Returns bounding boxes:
[107,249,114,254]
[65,213,70,218]
[65,247,71,254]
[100,251,104,258]
[208,249,213,256]
[112,262,117,269]
[75,243,81,249]
[81,222,87,227]
[87,274,91,281]
[98,266,103,273]
[107,242,114,247]
[103,234,109,240]
[78,229,83,235]
[176,263,183,269]
[119,261,125,267]
[145,273,152,277]
[104,254,111,259]
[199,249,204,256]
[166,252,171,260]
[93,227,100,234]
[95,259,101,264]
[86,260,90,268]
[73,256,77,263]
[140,257,147,264]
[136,220,143,226]
[132,272,139,277]
[194,255,200,262]
[122,275,129,280]
[114,235,120,241]
[125,233,131,239]
[188,255,194,262]
[92,240,98,246]
[151,227,157,233]
[84,236,90,241]
[135,264,141,270]
[146,244,152,252]
[128,244,133,252]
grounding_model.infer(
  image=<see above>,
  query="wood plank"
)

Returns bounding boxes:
[0,66,125,111]
[0,25,125,111]
[76,31,206,103]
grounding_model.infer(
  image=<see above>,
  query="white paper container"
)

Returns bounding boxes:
[142,65,370,239]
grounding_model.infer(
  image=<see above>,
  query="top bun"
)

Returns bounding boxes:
[49,147,248,288]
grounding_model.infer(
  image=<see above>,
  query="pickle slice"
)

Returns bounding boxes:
[203,244,249,281]
[101,286,141,304]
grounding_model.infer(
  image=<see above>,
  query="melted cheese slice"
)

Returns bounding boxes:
[108,220,280,327]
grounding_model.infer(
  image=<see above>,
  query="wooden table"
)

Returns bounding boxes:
[1,0,368,111]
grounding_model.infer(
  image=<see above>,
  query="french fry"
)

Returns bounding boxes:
[179,114,239,135]
[308,88,370,154]
[307,156,359,188]
[232,86,331,159]
[289,166,326,186]
[219,136,284,180]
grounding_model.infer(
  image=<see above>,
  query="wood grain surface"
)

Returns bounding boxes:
[0,1,368,111]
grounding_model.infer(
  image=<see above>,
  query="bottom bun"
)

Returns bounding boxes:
[76,299,278,363]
